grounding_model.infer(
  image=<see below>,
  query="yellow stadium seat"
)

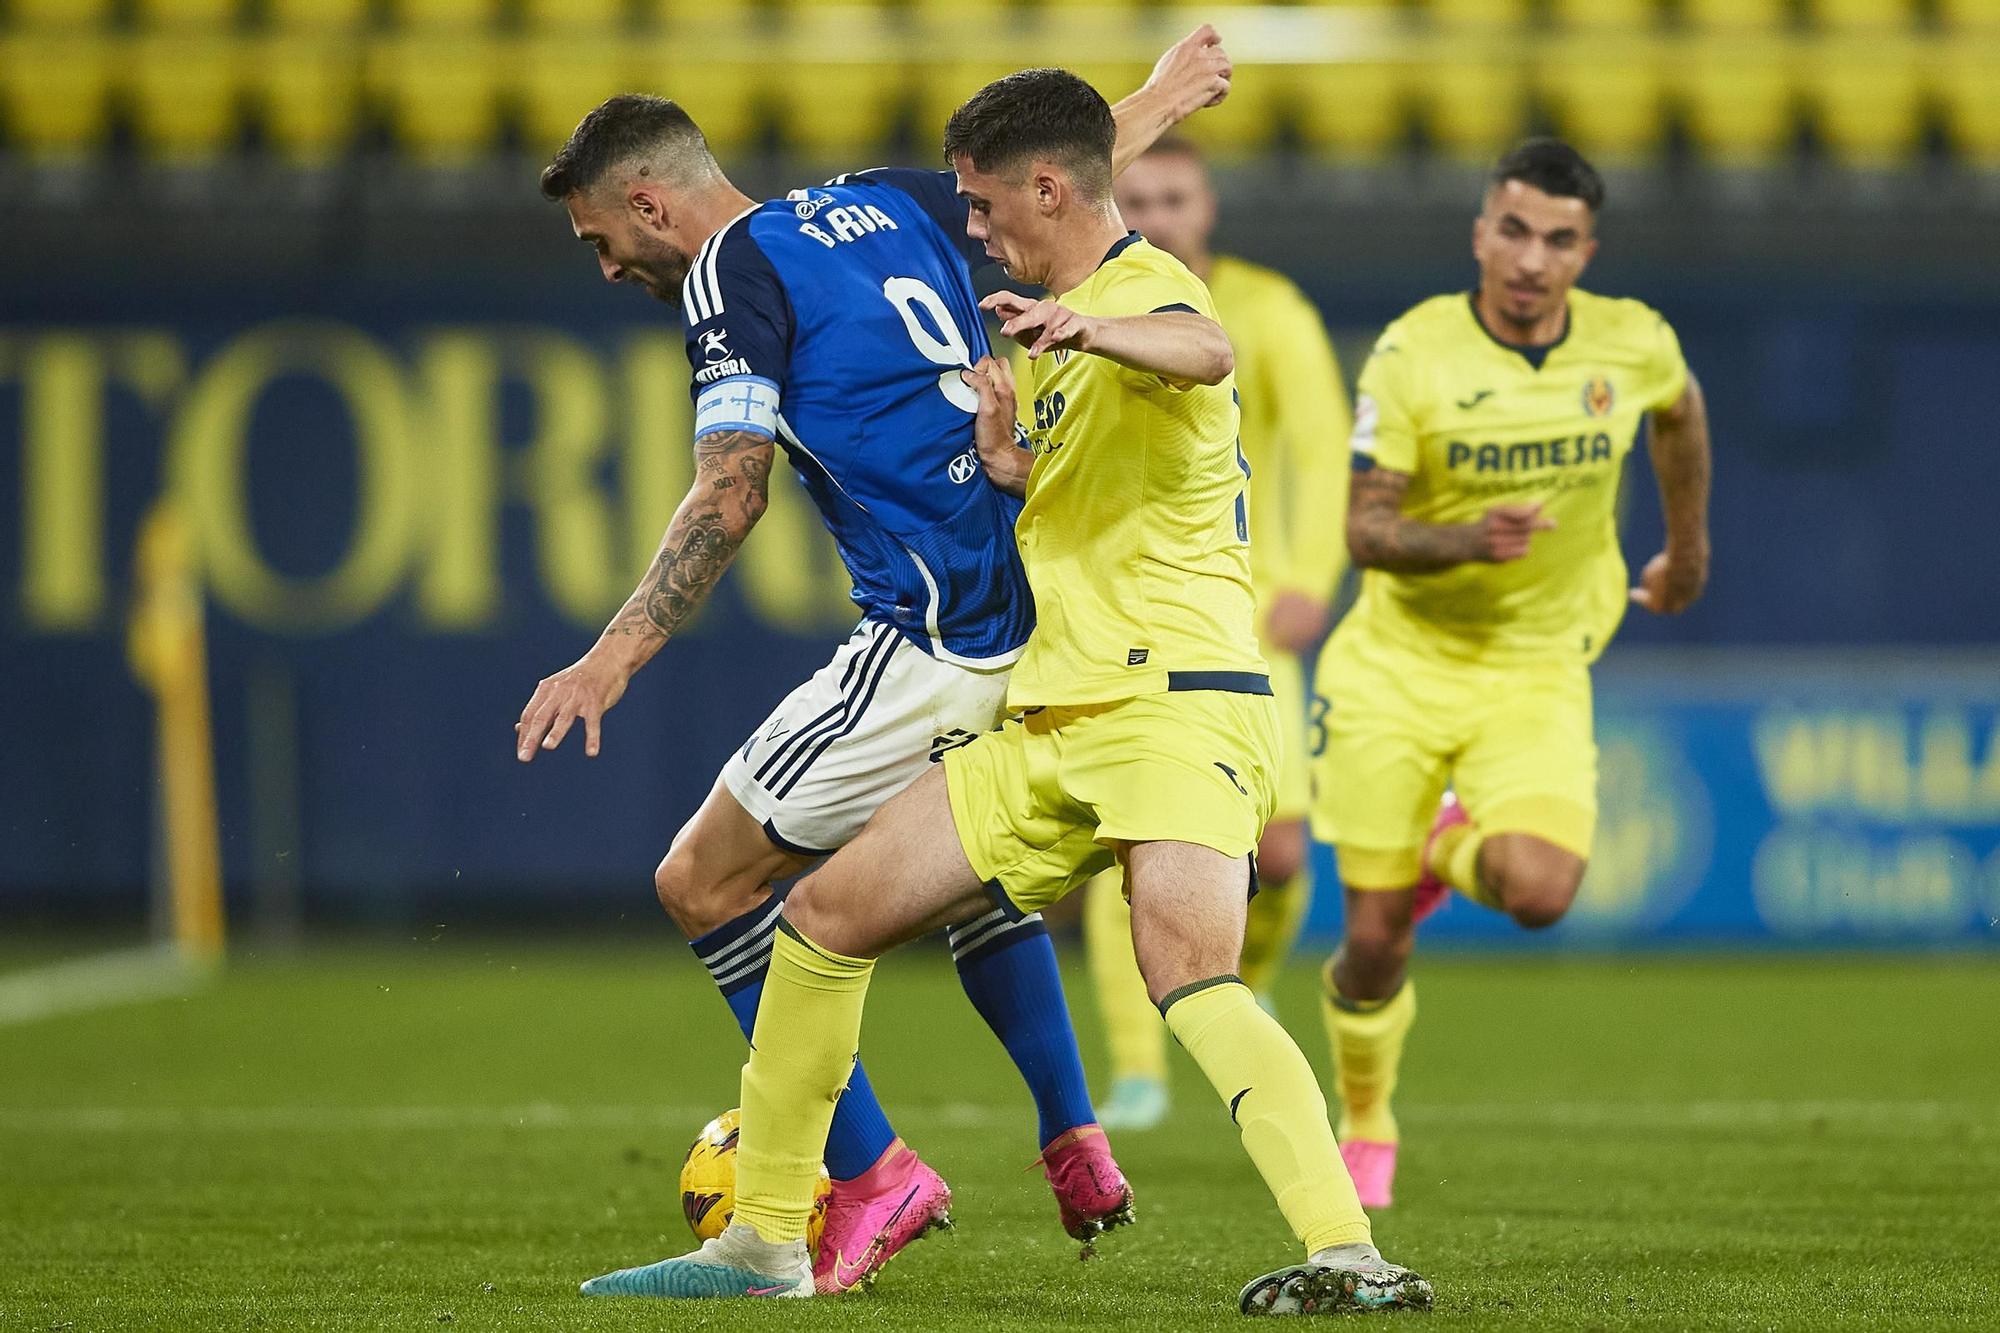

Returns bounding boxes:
[1425,0,1532,26]
[635,38,766,156]
[390,0,504,29]
[1681,0,1789,30]
[518,36,640,160]
[1808,0,1918,30]
[0,32,115,158]
[1936,47,2000,167]
[132,0,240,28]
[522,0,628,28]
[370,31,507,163]
[127,34,243,161]
[1414,57,1529,161]
[1547,0,1660,30]
[268,0,371,27]
[1804,37,1922,166]
[1937,0,2000,26]
[1292,60,1408,162]
[1536,36,1668,162]
[8,0,115,26]
[1676,34,1798,166]
[646,0,765,22]
[771,60,912,161]
[249,35,365,164]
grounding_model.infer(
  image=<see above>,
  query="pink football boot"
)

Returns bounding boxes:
[812,1139,952,1295]
[1339,1138,1398,1211]
[1039,1124,1135,1253]
[1412,792,1470,925]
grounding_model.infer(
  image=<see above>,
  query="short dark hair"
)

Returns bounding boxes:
[942,68,1117,202]
[1490,137,1605,213]
[540,94,711,201]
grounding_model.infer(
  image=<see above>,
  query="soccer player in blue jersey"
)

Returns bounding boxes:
[514,28,1235,1293]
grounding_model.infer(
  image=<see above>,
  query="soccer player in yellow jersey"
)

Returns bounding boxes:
[581,68,1432,1314]
[1313,139,1713,1210]
[1081,135,1354,1131]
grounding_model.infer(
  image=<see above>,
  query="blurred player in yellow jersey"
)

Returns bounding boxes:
[1314,139,1713,1209]
[1079,136,1354,1131]
[581,67,1433,1314]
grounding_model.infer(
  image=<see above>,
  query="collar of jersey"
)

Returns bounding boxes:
[1463,290,1572,371]
[1097,231,1143,271]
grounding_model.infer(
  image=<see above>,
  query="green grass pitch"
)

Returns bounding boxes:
[3,939,1997,1330]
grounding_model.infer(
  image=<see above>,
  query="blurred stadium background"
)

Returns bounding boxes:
[3,4,1999,1326]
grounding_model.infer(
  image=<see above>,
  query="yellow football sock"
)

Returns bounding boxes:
[1083,867,1167,1083]
[1320,968,1416,1144]
[1430,819,1503,911]
[1163,977,1372,1253]
[1239,867,1310,999]
[735,922,874,1244]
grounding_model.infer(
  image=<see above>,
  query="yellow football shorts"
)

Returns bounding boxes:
[1265,648,1312,825]
[943,687,1280,917]
[1309,625,1598,890]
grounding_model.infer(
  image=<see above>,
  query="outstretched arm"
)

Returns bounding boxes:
[983,292,1234,387]
[515,430,774,760]
[1110,24,1233,177]
[1346,464,1553,574]
[1630,373,1711,614]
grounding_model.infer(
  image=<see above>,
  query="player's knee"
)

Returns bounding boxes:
[1344,910,1415,969]
[1487,841,1585,930]
[653,843,758,938]
[1256,821,1308,886]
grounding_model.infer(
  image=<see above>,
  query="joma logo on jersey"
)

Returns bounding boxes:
[798,204,901,249]
[1447,432,1614,473]
[1032,391,1067,431]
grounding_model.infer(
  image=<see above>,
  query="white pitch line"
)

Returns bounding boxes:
[0,1099,1986,1135]
[0,944,210,1029]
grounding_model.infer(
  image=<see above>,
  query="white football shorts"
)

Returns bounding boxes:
[722,619,1013,855]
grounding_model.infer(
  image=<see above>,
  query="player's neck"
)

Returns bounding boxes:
[1044,214,1133,296]
[683,183,760,250]
[1473,287,1568,349]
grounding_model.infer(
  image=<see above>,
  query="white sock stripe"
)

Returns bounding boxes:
[946,907,1008,941]
[711,947,775,990]
[695,900,783,972]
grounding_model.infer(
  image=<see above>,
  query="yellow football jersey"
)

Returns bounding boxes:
[1347,288,1688,664]
[1206,255,1352,618]
[1010,233,1267,709]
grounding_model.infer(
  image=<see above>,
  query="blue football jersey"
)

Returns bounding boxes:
[681,168,1032,668]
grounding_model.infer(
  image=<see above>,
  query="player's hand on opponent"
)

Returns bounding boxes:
[1475,502,1556,563]
[983,292,1094,360]
[515,651,630,761]
[961,356,1031,497]
[1630,546,1709,615]
[1146,23,1232,118]
[1265,590,1331,655]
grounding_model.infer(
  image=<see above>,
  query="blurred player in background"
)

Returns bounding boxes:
[1080,136,1352,1131]
[579,67,1432,1314]
[1314,139,1712,1208]
[516,29,1234,1291]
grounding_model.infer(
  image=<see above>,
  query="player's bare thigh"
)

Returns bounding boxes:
[781,765,991,959]
[654,775,816,937]
[1124,839,1254,1006]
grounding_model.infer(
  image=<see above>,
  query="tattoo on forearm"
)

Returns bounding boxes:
[1346,467,1479,572]
[603,430,774,641]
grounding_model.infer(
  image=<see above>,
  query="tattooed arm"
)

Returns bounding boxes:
[515,430,775,761]
[1345,464,1554,574]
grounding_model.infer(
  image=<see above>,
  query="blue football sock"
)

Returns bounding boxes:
[690,897,897,1182]
[947,909,1097,1150]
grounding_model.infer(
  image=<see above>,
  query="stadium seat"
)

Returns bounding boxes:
[518,36,635,160]
[1424,0,1532,27]
[131,0,241,29]
[1546,0,1661,30]
[1807,0,1918,30]
[771,60,911,161]
[7,0,116,26]
[1937,0,2000,27]
[636,37,766,156]
[390,0,504,29]
[0,31,115,158]
[1803,37,1923,167]
[522,0,628,29]
[1676,35,1798,166]
[1536,36,1668,163]
[370,31,507,164]
[127,33,244,160]
[1936,46,2000,168]
[1413,57,1529,162]
[1681,0,1790,30]
[1292,59,1408,162]
[249,34,365,164]
[267,0,371,28]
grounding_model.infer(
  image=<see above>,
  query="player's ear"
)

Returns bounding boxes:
[629,185,666,230]
[1033,165,1062,216]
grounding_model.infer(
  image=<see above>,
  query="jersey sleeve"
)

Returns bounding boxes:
[851,168,984,271]
[1645,309,1690,411]
[1349,326,1423,474]
[1093,263,1218,391]
[1260,284,1352,600]
[683,227,794,442]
